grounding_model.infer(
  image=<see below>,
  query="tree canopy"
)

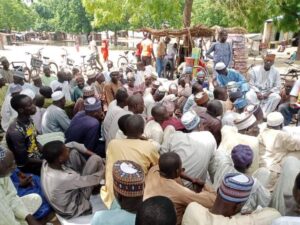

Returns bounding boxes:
[0,0,35,32]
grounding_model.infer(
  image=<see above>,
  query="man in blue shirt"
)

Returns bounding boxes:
[91,160,145,225]
[215,62,249,93]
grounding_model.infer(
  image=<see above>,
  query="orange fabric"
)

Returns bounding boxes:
[141,39,153,57]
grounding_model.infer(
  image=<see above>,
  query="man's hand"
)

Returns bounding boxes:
[192,179,205,193]
[256,92,264,100]
[25,215,42,225]
[18,172,33,188]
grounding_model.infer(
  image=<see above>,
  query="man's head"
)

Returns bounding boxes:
[194,92,209,107]
[72,67,80,77]
[153,86,167,102]
[82,86,95,99]
[113,160,145,213]
[191,82,203,95]
[11,94,36,116]
[231,145,253,173]
[13,70,25,85]
[263,54,275,71]
[219,30,228,43]
[86,70,97,83]
[43,141,69,166]
[216,173,254,217]
[39,86,53,99]
[96,73,105,84]
[116,88,129,108]
[135,196,177,225]
[1,58,9,70]
[267,112,284,130]
[234,113,259,137]
[84,97,102,120]
[43,66,51,76]
[32,75,42,87]
[118,114,131,136]
[207,100,223,118]
[0,147,16,178]
[151,104,169,124]
[159,152,182,179]
[168,83,178,96]
[229,90,243,103]
[128,94,144,114]
[196,71,206,84]
[51,91,66,108]
[57,71,66,83]
[214,87,228,101]
[233,98,248,113]
[151,80,161,95]
[215,62,227,75]
[162,100,175,117]
[76,76,85,89]
[284,78,296,95]
[33,94,45,108]
[293,172,300,206]
[9,84,22,97]
[181,110,201,132]
[164,36,171,44]
[107,60,113,69]
[110,69,120,84]
[124,114,145,138]
[127,73,135,88]
[144,74,153,87]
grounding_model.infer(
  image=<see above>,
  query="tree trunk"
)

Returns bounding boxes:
[297,32,300,60]
[183,0,193,27]
[114,30,118,46]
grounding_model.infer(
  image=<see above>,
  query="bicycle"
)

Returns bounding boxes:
[280,61,300,82]
[60,48,75,71]
[25,48,58,79]
[117,51,136,69]
[77,53,102,75]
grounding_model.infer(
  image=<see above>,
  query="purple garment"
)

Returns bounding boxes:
[65,111,105,157]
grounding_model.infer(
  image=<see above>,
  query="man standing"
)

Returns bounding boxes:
[41,91,70,133]
[246,54,281,118]
[206,30,233,68]
[6,94,42,175]
[156,37,168,77]
[141,33,155,66]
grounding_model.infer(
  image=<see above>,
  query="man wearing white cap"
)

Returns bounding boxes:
[41,91,70,133]
[246,54,281,118]
[218,113,260,174]
[6,70,35,97]
[214,62,249,93]
[259,112,300,189]
[161,110,217,189]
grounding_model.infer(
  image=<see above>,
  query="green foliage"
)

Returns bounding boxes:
[273,0,300,32]
[32,0,92,34]
[82,0,184,30]
[0,0,35,31]
[192,0,230,27]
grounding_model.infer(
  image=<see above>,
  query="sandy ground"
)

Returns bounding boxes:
[0,44,299,75]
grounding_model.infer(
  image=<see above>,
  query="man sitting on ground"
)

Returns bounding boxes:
[91,160,144,225]
[182,173,280,225]
[41,91,70,133]
[143,152,216,225]
[41,140,105,219]
[101,114,159,209]
[6,94,42,175]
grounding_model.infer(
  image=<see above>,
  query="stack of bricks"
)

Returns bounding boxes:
[228,34,248,75]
